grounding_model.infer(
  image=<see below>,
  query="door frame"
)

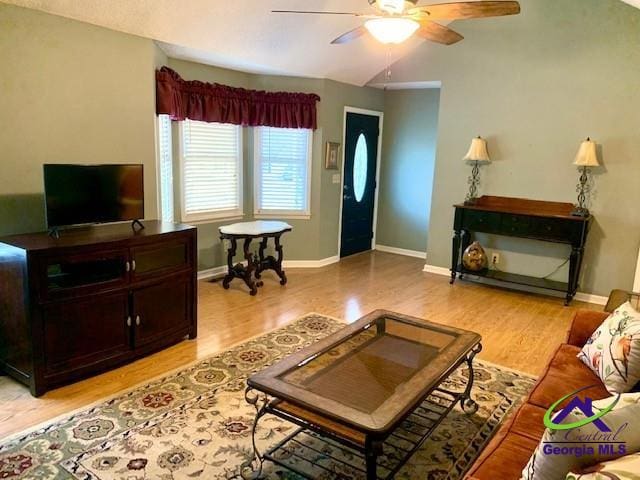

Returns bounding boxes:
[337,106,384,257]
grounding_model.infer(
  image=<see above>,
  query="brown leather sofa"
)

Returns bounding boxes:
[466,308,612,479]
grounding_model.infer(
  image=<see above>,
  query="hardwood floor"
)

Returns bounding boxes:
[0,251,600,440]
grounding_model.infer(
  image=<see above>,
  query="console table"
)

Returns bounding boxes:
[219,221,291,295]
[451,196,591,305]
[0,221,197,396]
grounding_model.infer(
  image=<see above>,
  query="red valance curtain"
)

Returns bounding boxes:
[156,67,320,130]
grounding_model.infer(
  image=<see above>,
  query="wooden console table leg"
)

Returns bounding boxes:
[222,237,237,290]
[243,238,259,296]
[460,230,471,280]
[566,246,583,305]
[274,234,287,286]
[450,229,462,284]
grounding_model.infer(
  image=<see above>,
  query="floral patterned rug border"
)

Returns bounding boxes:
[0,313,537,480]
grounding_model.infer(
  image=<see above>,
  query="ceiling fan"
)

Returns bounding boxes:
[272,1,521,46]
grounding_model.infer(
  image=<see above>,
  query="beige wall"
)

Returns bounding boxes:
[376,89,440,253]
[0,3,159,234]
[370,0,640,296]
[0,4,385,272]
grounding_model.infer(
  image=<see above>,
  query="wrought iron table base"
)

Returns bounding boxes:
[243,343,483,480]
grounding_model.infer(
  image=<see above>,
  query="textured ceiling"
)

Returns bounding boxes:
[3,0,639,86]
[1,0,428,85]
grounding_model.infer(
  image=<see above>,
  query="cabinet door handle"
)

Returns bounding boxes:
[125,261,130,272]
[126,316,132,327]
[132,260,136,271]
[135,315,141,326]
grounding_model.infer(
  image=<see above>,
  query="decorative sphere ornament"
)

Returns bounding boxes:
[462,241,488,271]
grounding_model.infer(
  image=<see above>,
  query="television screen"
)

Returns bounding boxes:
[44,164,144,228]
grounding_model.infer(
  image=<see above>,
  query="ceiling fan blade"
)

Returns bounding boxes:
[416,21,464,45]
[272,10,362,16]
[331,26,368,45]
[409,1,520,20]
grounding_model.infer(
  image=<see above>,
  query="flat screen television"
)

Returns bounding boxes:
[43,164,144,229]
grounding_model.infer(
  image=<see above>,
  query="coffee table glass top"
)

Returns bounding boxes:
[280,317,457,413]
[248,310,481,432]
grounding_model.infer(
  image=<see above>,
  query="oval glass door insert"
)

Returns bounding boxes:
[353,133,368,202]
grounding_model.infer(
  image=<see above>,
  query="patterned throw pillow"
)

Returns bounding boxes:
[566,452,640,479]
[522,393,640,480]
[577,302,640,394]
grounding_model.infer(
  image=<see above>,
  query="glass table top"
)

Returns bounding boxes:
[279,318,457,413]
[248,311,481,432]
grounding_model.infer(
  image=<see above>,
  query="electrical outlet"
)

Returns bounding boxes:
[491,253,500,265]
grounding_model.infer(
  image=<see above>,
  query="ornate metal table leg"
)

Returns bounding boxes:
[460,343,483,414]
[222,237,237,289]
[243,238,259,295]
[255,237,268,280]
[274,234,287,286]
[241,388,269,480]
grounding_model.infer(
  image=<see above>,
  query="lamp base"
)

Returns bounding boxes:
[464,197,478,206]
[570,206,590,217]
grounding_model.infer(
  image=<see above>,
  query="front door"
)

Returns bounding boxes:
[340,112,380,258]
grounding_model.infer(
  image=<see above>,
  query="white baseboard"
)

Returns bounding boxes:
[198,256,340,280]
[375,245,426,259]
[197,265,229,281]
[283,256,340,268]
[574,292,608,306]
[422,263,608,306]
[422,264,451,276]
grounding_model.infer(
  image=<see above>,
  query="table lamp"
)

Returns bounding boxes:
[463,136,491,205]
[571,137,599,217]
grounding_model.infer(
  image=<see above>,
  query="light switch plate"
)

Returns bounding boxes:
[332,173,341,184]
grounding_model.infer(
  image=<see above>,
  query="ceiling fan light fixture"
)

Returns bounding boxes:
[375,0,406,14]
[364,17,420,44]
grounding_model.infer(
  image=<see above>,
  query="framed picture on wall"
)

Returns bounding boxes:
[325,142,341,170]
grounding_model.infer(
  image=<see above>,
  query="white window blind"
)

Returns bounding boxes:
[157,114,174,223]
[254,127,312,217]
[180,120,243,222]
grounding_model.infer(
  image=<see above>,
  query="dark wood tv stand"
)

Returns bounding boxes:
[0,220,197,396]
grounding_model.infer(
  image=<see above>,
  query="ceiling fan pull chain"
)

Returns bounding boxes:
[385,46,393,86]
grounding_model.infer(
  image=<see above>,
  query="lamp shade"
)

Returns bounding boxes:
[574,138,599,167]
[364,18,420,44]
[463,136,491,163]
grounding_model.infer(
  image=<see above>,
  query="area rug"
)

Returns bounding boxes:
[0,314,536,480]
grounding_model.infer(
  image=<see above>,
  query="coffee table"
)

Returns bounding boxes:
[242,310,482,480]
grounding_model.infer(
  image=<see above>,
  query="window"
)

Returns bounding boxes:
[180,120,243,222]
[353,133,368,203]
[157,114,174,222]
[254,127,312,218]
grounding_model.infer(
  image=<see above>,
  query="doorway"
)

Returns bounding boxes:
[339,109,382,258]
